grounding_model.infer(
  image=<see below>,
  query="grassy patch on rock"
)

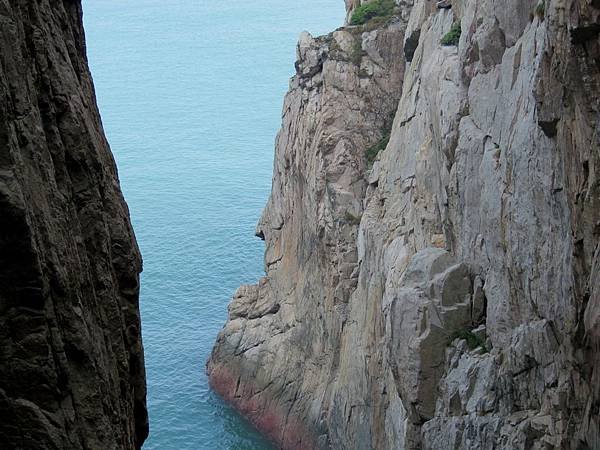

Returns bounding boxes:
[350,38,365,65]
[344,211,362,226]
[350,0,395,26]
[365,114,396,168]
[452,329,489,353]
[535,2,545,20]
[441,22,461,46]
[365,132,390,168]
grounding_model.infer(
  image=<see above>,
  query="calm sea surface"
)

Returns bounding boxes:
[82,1,343,448]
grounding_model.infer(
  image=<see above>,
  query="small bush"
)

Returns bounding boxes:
[345,211,362,226]
[365,132,390,167]
[350,0,395,26]
[452,329,488,353]
[362,14,391,32]
[535,2,545,19]
[441,22,461,46]
[350,39,365,65]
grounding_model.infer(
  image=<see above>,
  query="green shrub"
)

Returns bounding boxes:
[345,211,362,226]
[441,22,461,46]
[535,2,545,19]
[362,14,391,32]
[350,0,395,26]
[350,39,365,65]
[365,132,390,168]
[452,329,488,353]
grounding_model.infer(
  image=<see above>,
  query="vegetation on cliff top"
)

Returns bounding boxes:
[350,0,395,26]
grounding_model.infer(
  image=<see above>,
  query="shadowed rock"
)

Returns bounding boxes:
[0,1,147,448]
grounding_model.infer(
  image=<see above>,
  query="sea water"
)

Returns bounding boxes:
[82,1,343,448]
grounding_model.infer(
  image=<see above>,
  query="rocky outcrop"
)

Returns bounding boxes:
[209,16,406,449]
[0,1,147,449]
[209,0,600,448]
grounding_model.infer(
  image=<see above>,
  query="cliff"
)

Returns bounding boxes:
[0,1,147,449]
[209,0,600,448]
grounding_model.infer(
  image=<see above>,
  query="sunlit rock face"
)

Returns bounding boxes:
[0,1,147,448]
[210,0,600,448]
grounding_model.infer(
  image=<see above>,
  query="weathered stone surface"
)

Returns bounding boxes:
[210,0,600,448]
[385,248,473,422]
[0,1,147,449]
[208,16,406,450]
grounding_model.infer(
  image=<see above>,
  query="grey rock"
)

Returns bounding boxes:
[208,16,406,450]
[210,0,600,448]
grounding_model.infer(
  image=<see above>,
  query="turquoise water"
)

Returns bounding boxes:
[82,0,342,448]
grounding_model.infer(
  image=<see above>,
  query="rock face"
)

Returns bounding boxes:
[209,0,600,448]
[0,1,147,449]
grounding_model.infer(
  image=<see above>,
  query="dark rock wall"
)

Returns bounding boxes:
[0,1,147,448]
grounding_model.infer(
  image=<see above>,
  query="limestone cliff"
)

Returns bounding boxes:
[209,0,600,448]
[0,1,147,449]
